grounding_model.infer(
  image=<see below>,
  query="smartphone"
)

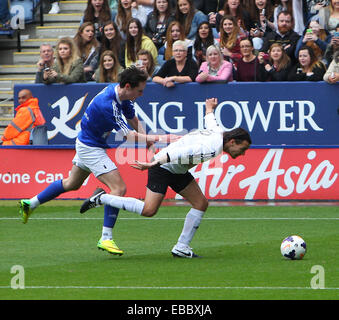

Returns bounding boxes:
[135,60,143,68]
[306,29,313,34]
[334,31,339,38]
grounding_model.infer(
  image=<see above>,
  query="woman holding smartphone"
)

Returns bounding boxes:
[294,20,331,60]
[288,45,327,81]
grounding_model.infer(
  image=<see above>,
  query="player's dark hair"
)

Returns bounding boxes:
[118,66,148,88]
[223,128,252,145]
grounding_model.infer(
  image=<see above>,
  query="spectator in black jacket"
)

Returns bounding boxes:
[288,45,327,81]
[261,11,300,65]
[258,42,292,81]
[144,0,176,50]
[153,40,199,87]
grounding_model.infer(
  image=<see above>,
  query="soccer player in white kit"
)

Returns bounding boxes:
[80,98,252,258]
[19,67,172,256]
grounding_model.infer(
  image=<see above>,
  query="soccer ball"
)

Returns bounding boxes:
[280,235,306,260]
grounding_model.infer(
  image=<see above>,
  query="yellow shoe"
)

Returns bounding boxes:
[97,238,123,256]
[19,200,34,224]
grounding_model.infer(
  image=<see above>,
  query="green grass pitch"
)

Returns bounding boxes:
[1,200,339,300]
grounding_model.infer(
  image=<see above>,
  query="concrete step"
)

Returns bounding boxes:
[0,81,12,89]
[0,111,14,119]
[0,116,12,126]
[60,0,87,11]
[0,64,36,74]
[0,78,35,89]
[44,13,82,23]
[0,73,36,79]
[0,76,35,81]
[13,51,40,64]
[20,38,59,48]
[0,90,13,100]
[36,25,79,38]
[0,102,14,107]
[0,99,14,117]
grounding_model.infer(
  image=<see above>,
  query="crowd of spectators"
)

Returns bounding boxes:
[2,0,338,146]
[31,0,339,85]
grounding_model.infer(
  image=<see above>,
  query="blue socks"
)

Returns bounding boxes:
[103,205,119,228]
[37,179,65,204]
[36,179,120,240]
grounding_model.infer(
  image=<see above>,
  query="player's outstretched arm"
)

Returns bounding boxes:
[131,155,168,171]
[126,116,179,145]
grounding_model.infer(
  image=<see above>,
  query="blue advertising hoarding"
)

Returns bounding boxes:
[14,82,339,145]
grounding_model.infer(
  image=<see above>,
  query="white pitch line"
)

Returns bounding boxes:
[1,217,339,221]
[0,285,338,290]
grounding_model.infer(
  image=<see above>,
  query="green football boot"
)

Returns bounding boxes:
[97,238,124,256]
[19,200,34,224]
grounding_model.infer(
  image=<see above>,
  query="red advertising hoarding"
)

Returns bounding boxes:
[0,148,338,200]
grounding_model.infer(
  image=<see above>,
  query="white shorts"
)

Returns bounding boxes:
[72,138,117,177]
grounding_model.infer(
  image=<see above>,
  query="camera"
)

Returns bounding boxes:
[297,68,303,74]
[263,53,269,60]
[153,33,163,45]
[253,23,261,36]
[43,63,50,72]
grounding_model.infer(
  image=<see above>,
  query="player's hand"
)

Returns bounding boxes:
[131,160,157,171]
[159,134,181,144]
[205,98,218,113]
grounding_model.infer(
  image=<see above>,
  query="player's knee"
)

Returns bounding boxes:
[141,207,158,217]
[109,185,126,197]
[62,179,81,191]
[197,198,209,212]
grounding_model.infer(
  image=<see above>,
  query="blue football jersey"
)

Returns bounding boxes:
[78,84,135,148]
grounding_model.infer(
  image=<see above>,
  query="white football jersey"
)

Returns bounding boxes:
[155,113,224,174]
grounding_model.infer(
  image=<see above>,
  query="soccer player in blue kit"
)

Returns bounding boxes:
[19,66,170,255]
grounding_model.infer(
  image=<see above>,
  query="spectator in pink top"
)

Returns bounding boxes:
[195,45,233,83]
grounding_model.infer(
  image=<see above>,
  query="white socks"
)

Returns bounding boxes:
[99,195,204,247]
[29,196,40,209]
[177,208,205,246]
[99,194,145,241]
[102,226,113,241]
[100,194,144,215]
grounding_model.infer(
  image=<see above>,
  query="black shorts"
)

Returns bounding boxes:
[147,165,195,195]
